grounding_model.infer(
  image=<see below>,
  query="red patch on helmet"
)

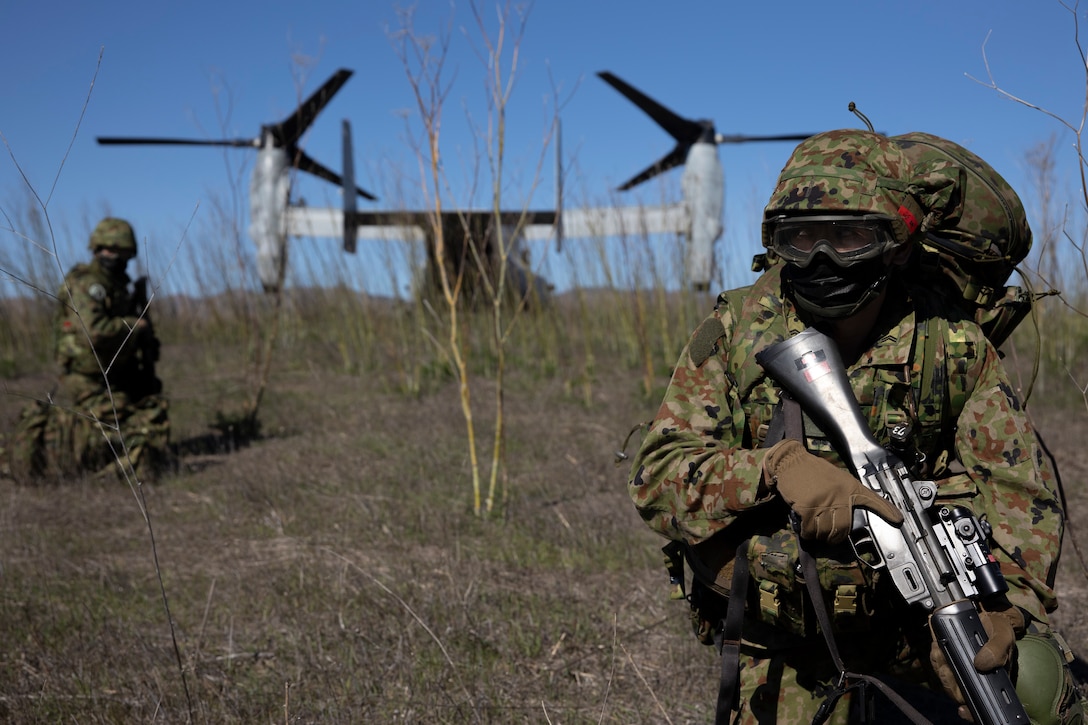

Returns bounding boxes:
[897,205,919,233]
[63,321,73,330]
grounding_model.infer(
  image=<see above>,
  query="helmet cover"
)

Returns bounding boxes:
[89,218,138,256]
[762,129,926,250]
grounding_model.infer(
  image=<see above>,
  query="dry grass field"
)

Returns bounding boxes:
[0,290,1086,724]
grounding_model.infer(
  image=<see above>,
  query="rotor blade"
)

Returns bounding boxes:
[598,71,703,145]
[275,68,354,147]
[292,149,377,201]
[617,145,689,191]
[97,136,258,147]
[716,133,814,144]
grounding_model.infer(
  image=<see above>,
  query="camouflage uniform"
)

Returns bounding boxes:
[631,265,1063,722]
[11,219,170,482]
[628,131,1076,723]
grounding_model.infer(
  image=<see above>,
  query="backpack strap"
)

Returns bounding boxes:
[716,286,759,388]
[911,301,960,478]
[715,275,790,402]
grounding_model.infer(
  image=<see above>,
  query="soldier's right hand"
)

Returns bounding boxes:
[763,438,903,544]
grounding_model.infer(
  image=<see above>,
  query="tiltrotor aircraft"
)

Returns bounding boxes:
[98,68,813,295]
[290,70,816,293]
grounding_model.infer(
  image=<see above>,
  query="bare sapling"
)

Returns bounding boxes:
[968,4,1088,413]
[392,6,489,514]
[467,0,569,515]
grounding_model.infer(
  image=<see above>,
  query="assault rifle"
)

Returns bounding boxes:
[756,328,1028,725]
[131,276,162,398]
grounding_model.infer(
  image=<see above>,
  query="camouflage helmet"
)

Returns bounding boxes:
[89,217,138,256]
[761,129,926,250]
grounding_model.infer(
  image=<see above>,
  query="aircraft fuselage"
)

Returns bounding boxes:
[681,141,724,291]
[249,144,291,292]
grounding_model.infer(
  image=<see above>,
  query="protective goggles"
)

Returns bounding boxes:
[766,215,899,267]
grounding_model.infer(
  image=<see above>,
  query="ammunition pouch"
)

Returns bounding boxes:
[681,529,877,648]
[689,576,728,646]
[747,530,875,637]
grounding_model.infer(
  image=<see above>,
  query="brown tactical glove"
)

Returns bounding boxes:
[928,597,1026,722]
[763,438,904,544]
[974,599,1025,672]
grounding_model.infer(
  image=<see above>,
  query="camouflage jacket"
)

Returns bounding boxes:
[629,265,1062,625]
[54,259,144,379]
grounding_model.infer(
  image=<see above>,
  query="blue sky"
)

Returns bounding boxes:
[2,1,1085,297]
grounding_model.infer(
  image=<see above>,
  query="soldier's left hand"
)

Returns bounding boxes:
[763,438,903,544]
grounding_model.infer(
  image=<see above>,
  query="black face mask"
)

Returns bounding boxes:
[783,256,889,319]
[97,254,130,276]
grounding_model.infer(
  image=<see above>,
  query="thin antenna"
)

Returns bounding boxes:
[848,102,875,133]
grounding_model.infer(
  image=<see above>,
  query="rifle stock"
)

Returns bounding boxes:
[756,328,1027,725]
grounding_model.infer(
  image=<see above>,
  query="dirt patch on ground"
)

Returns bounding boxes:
[1,305,1087,723]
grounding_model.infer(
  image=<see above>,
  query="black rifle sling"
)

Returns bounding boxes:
[798,545,931,725]
[713,539,750,724]
[711,397,803,724]
[782,389,931,724]
[710,392,931,723]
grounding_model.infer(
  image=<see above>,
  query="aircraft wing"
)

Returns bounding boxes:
[288,204,687,244]
[287,207,560,244]
[518,203,688,241]
[288,207,425,242]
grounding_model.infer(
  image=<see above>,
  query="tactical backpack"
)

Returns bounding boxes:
[893,131,1037,348]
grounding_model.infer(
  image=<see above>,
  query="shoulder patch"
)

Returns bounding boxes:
[88,283,106,302]
[690,316,726,367]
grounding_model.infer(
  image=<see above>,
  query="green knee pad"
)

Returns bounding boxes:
[1015,633,1086,725]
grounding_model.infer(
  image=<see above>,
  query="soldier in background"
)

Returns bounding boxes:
[628,130,1083,723]
[10,217,170,482]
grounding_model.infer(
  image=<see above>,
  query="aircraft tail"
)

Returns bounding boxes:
[341,119,358,254]
[554,116,564,253]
